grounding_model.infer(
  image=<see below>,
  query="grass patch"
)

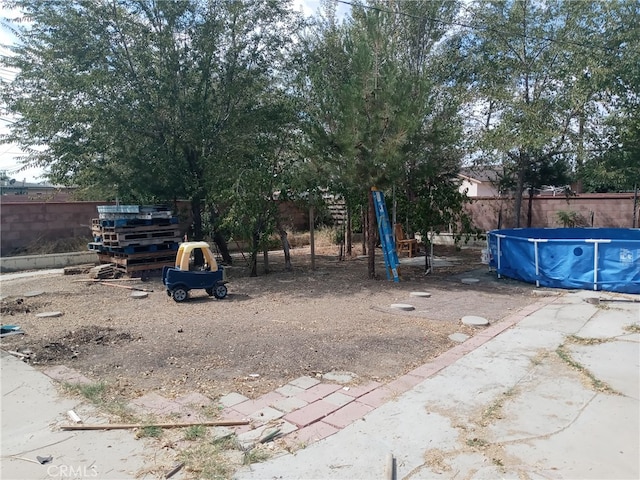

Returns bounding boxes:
[466,437,489,448]
[61,381,136,421]
[566,335,612,346]
[178,435,240,480]
[530,351,548,366]
[555,344,620,394]
[242,447,270,465]
[63,382,108,403]
[136,425,163,439]
[624,324,640,334]
[480,387,517,426]
[184,425,207,441]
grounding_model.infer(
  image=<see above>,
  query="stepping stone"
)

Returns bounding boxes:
[449,333,470,343]
[24,290,44,297]
[322,371,357,383]
[130,291,148,299]
[410,291,431,298]
[461,278,480,284]
[462,315,489,327]
[531,290,559,297]
[35,311,63,318]
[219,392,250,407]
[391,303,415,311]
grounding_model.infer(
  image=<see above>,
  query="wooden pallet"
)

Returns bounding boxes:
[97,252,175,273]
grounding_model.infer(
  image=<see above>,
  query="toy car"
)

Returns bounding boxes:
[162,242,228,302]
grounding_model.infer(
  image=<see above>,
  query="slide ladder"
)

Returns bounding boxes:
[371,188,400,282]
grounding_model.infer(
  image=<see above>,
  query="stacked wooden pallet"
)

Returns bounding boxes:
[89,205,182,274]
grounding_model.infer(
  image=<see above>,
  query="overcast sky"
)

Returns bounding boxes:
[0,1,343,182]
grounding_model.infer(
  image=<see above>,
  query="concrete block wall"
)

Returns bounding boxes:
[466,193,638,231]
[1,201,100,254]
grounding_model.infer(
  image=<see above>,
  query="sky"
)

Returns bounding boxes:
[0,1,345,183]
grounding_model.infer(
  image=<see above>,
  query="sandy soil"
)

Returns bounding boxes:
[0,245,538,402]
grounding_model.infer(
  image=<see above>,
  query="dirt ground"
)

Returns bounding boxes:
[0,245,539,402]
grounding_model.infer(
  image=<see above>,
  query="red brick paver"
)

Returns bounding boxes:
[285,421,339,447]
[296,383,342,403]
[284,400,341,427]
[323,401,374,429]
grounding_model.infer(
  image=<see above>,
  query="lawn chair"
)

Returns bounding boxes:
[394,223,418,257]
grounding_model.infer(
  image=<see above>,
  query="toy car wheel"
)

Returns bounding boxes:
[172,287,189,303]
[213,284,228,299]
[166,289,172,297]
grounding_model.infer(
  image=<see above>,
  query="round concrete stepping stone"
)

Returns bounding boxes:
[35,311,63,318]
[24,290,44,297]
[462,315,489,327]
[461,278,480,284]
[130,291,148,299]
[391,303,415,311]
[449,333,470,343]
[410,291,431,298]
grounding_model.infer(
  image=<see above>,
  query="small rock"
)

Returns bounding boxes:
[391,303,415,311]
[24,290,44,297]
[130,291,148,299]
[35,311,63,318]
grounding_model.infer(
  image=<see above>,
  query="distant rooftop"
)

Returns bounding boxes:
[458,166,504,183]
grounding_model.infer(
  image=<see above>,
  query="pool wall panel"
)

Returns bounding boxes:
[488,228,640,294]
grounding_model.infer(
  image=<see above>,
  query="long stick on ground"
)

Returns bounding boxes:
[97,282,153,292]
[60,420,249,431]
[72,279,140,283]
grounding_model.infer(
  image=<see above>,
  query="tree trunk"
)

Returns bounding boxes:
[346,206,352,256]
[277,221,292,271]
[191,197,204,240]
[209,208,233,265]
[527,187,534,227]
[309,205,315,271]
[367,190,376,279]
[361,205,367,256]
[513,167,526,228]
[633,183,638,228]
[250,228,259,277]
[213,231,233,265]
[263,248,269,274]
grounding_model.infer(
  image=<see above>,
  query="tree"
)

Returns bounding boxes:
[579,0,640,193]
[1,0,304,254]
[298,0,470,278]
[464,0,609,226]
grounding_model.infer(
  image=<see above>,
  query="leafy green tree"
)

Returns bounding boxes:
[579,0,640,193]
[298,0,470,278]
[1,0,304,256]
[464,0,609,226]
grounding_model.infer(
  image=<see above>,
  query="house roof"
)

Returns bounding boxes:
[458,166,504,184]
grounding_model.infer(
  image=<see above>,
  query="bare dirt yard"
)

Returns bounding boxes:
[0,245,539,403]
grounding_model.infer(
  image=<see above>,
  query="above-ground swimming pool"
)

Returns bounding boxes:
[488,228,640,294]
